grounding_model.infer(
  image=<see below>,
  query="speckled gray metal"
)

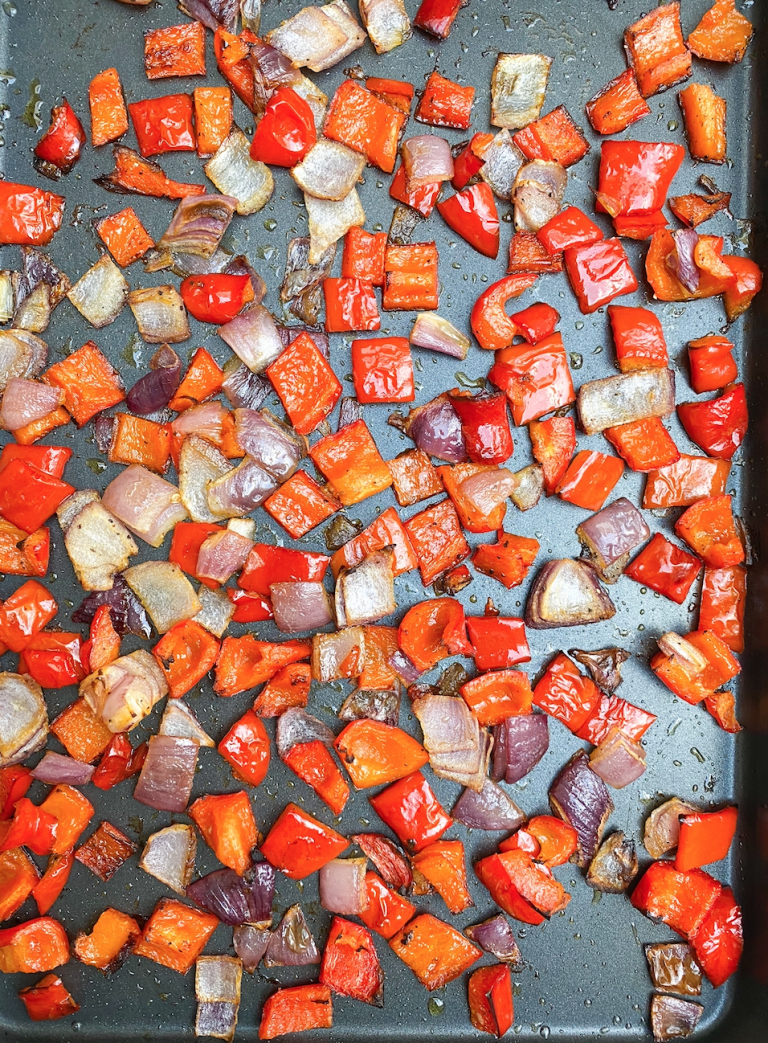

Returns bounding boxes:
[0,0,767,1041]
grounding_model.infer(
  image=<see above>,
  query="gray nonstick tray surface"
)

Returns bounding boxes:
[1,0,767,1040]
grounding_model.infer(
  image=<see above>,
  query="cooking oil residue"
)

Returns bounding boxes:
[428,997,445,1017]
[21,79,42,130]
[690,747,706,764]
[454,371,486,389]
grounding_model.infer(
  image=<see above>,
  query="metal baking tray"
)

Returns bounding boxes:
[1,0,767,1039]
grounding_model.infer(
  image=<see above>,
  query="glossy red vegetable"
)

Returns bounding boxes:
[449,392,513,465]
[564,238,638,314]
[438,183,500,258]
[180,274,253,324]
[251,88,316,167]
[677,384,747,462]
[129,94,196,157]
[470,275,538,352]
[370,771,452,853]
[34,99,86,178]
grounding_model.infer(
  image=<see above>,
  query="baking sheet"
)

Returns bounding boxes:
[0,0,767,1039]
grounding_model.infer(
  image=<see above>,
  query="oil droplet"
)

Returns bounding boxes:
[592,889,602,904]
[428,998,445,1016]
[667,718,682,736]
[0,69,15,85]
[501,14,513,30]
[469,594,478,603]
[667,119,679,131]
[613,1016,622,1025]
[584,999,593,1007]
[569,352,583,369]
[575,320,584,330]
[121,333,143,368]
[673,759,682,767]
[454,371,486,388]
[263,218,277,231]
[21,79,42,130]
[592,344,604,354]
[540,1028,550,1039]
[690,747,705,763]
[256,244,275,260]
[2,1,17,13]
[86,458,106,475]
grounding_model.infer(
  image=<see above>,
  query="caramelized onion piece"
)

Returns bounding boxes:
[464,915,522,964]
[493,713,549,784]
[491,53,552,129]
[645,943,702,997]
[526,559,616,629]
[204,130,274,216]
[292,139,366,201]
[549,751,613,867]
[264,904,320,965]
[644,797,696,860]
[452,779,525,831]
[650,995,703,1043]
[569,647,630,693]
[577,369,676,436]
[589,728,647,789]
[577,497,650,583]
[128,285,190,343]
[0,673,48,768]
[586,831,638,892]
[139,824,196,895]
[67,255,129,328]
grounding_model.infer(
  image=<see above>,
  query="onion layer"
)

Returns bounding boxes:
[133,735,199,812]
[139,824,196,895]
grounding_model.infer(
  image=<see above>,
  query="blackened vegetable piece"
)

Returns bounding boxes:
[569,647,630,692]
[645,943,702,996]
[586,831,638,892]
[650,995,703,1043]
[549,751,613,867]
[464,914,522,965]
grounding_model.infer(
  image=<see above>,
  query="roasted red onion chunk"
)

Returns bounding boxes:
[645,944,703,997]
[280,237,336,325]
[338,396,364,431]
[491,53,552,129]
[194,954,242,1043]
[159,700,214,747]
[585,831,638,893]
[149,195,238,273]
[526,558,616,629]
[72,574,152,639]
[207,456,280,518]
[126,346,181,415]
[312,627,365,682]
[0,378,63,431]
[103,464,188,548]
[464,915,522,965]
[335,549,396,627]
[459,468,518,516]
[351,833,412,890]
[577,368,676,435]
[414,693,479,756]
[218,304,284,373]
[319,857,368,915]
[477,129,525,202]
[510,464,544,512]
[67,254,129,328]
[234,925,271,973]
[266,2,365,73]
[172,402,226,447]
[139,824,197,896]
[271,581,334,633]
[590,728,647,789]
[194,585,235,639]
[291,139,367,201]
[359,0,411,53]
[133,735,200,812]
[81,649,168,733]
[222,360,270,411]
[179,435,231,525]
[204,129,274,216]
[391,393,467,463]
[0,673,47,769]
[409,312,470,360]
[452,779,526,831]
[264,904,320,966]
[235,409,306,481]
[305,188,365,263]
[339,687,401,726]
[179,0,239,31]
[401,135,454,189]
[59,497,139,592]
[276,707,335,761]
[549,751,614,867]
[666,229,700,294]
[196,530,254,587]
[128,285,190,343]
[577,497,651,583]
[389,648,422,684]
[643,797,697,860]
[0,330,48,395]
[187,865,276,926]
[513,160,567,233]
[491,713,549,784]
[569,647,630,693]
[650,995,703,1043]
[124,561,202,635]
[431,722,491,792]
[31,751,95,787]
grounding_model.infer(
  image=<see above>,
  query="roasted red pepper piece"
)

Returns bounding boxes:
[383,243,439,311]
[529,416,575,495]
[0,182,65,246]
[612,210,669,241]
[134,898,217,975]
[533,652,602,732]
[0,766,32,820]
[309,419,393,506]
[352,336,414,403]
[169,348,224,413]
[283,740,349,815]
[414,0,463,39]
[0,580,57,652]
[0,798,58,857]
[416,71,474,129]
[259,984,333,1040]
[508,232,562,274]
[89,67,128,147]
[0,848,38,920]
[169,521,223,580]
[651,629,741,705]
[449,392,513,465]
[575,693,656,745]
[213,27,257,111]
[688,336,737,394]
[669,190,732,228]
[604,417,680,472]
[83,604,121,673]
[358,872,416,940]
[389,163,443,217]
[646,230,736,302]
[439,462,507,534]
[705,690,741,733]
[490,334,576,425]
[675,806,738,872]
[624,533,701,604]
[608,304,669,372]
[218,709,271,786]
[585,69,650,135]
[341,227,387,285]
[323,278,380,332]
[537,207,603,255]
[252,663,310,717]
[597,140,685,216]
[508,303,560,345]
[264,471,339,541]
[513,104,588,167]
[330,506,418,579]
[470,274,538,351]
[0,520,49,578]
[266,331,343,434]
[129,94,196,157]
[675,494,743,568]
[0,918,70,974]
[144,21,206,80]
[564,238,638,314]
[389,913,481,991]
[31,851,74,916]
[366,77,414,114]
[468,964,514,1037]
[472,531,539,590]
[91,734,146,791]
[194,86,232,157]
[460,669,533,727]
[524,815,578,868]
[677,383,747,461]
[412,839,474,914]
[320,917,384,1006]
[18,632,86,688]
[699,565,746,653]
[722,255,762,322]
[153,619,221,699]
[215,637,311,698]
[452,133,494,190]
[19,973,79,1021]
[370,771,452,853]
[643,454,730,509]
[260,803,347,879]
[180,274,253,324]
[556,450,624,511]
[324,80,406,174]
[398,598,473,673]
[251,87,316,167]
[227,589,274,624]
[498,829,540,858]
[44,340,125,427]
[0,461,74,534]
[239,543,329,596]
[679,83,726,164]
[631,861,721,938]
[404,498,470,586]
[466,616,530,671]
[189,791,259,876]
[474,853,545,925]
[624,3,692,98]
[0,444,71,479]
[688,0,753,63]
[690,885,742,988]
[438,183,499,258]
[34,99,86,179]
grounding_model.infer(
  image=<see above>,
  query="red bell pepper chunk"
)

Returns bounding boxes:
[31,851,75,916]
[19,973,79,1021]
[239,543,329,597]
[0,460,74,534]
[597,141,685,216]
[586,69,650,136]
[556,450,624,511]
[414,0,463,39]
[624,533,702,605]
[722,255,762,322]
[34,99,85,178]
[383,242,440,311]
[449,391,513,465]
[631,861,721,939]
[699,565,746,653]
[259,984,333,1040]
[0,766,33,820]
[690,885,742,988]
[688,336,737,394]
[0,797,58,857]
[612,211,669,241]
[604,416,680,472]
[499,828,541,858]
[250,87,315,167]
[129,94,196,157]
[283,740,349,815]
[352,337,414,403]
[18,632,87,688]
[490,334,576,426]
[460,669,533,727]
[675,806,738,872]
[266,331,343,434]
[437,182,499,258]
[533,652,601,733]
[675,494,744,568]
[324,80,406,174]
[466,616,530,671]
[365,77,414,114]
[512,104,589,168]
[0,182,65,246]
[0,580,58,652]
[651,629,740,705]
[537,207,603,255]
[507,302,559,345]
[227,588,274,624]
[310,419,393,506]
[564,238,638,314]
[359,871,416,939]
[416,71,474,129]
[213,27,257,111]
[624,3,692,98]
[452,132,494,190]
[260,803,347,879]
[529,416,575,495]
[643,454,730,510]
[218,709,271,787]
[470,274,538,351]
[330,505,418,579]
[341,227,387,285]
[319,917,384,1006]
[472,530,539,590]
[575,693,656,746]
[474,853,545,925]
[91,734,146,790]
[608,305,669,372]
[169,521,224,582]
[677,383,747,461]
[180,274,253,324]
[0,444,72,479]
[389,162,442,217]
[468,964,514,1037]
[370,771,452,853]
[0,918,70,974]
[323,277,380,333]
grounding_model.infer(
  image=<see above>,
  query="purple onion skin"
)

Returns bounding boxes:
[504,714,549,784]
[668,229,700,293]
[31,751,94,786]
[338,396,363,431]
[578,497,650,568]
[93,414,116,454]
[549,751,614,868]
[452,779,525,831]
[408,396,467,463]
[73,574,152,639]
[223,364,270,410]
[247,863,276,922]
[187,866,273,925]
[490,719,510,782]
[389,649,422,684]
[264,905,319,967]
[234,924,271,972]
[126,362,181,415]
[465,915,522,964]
